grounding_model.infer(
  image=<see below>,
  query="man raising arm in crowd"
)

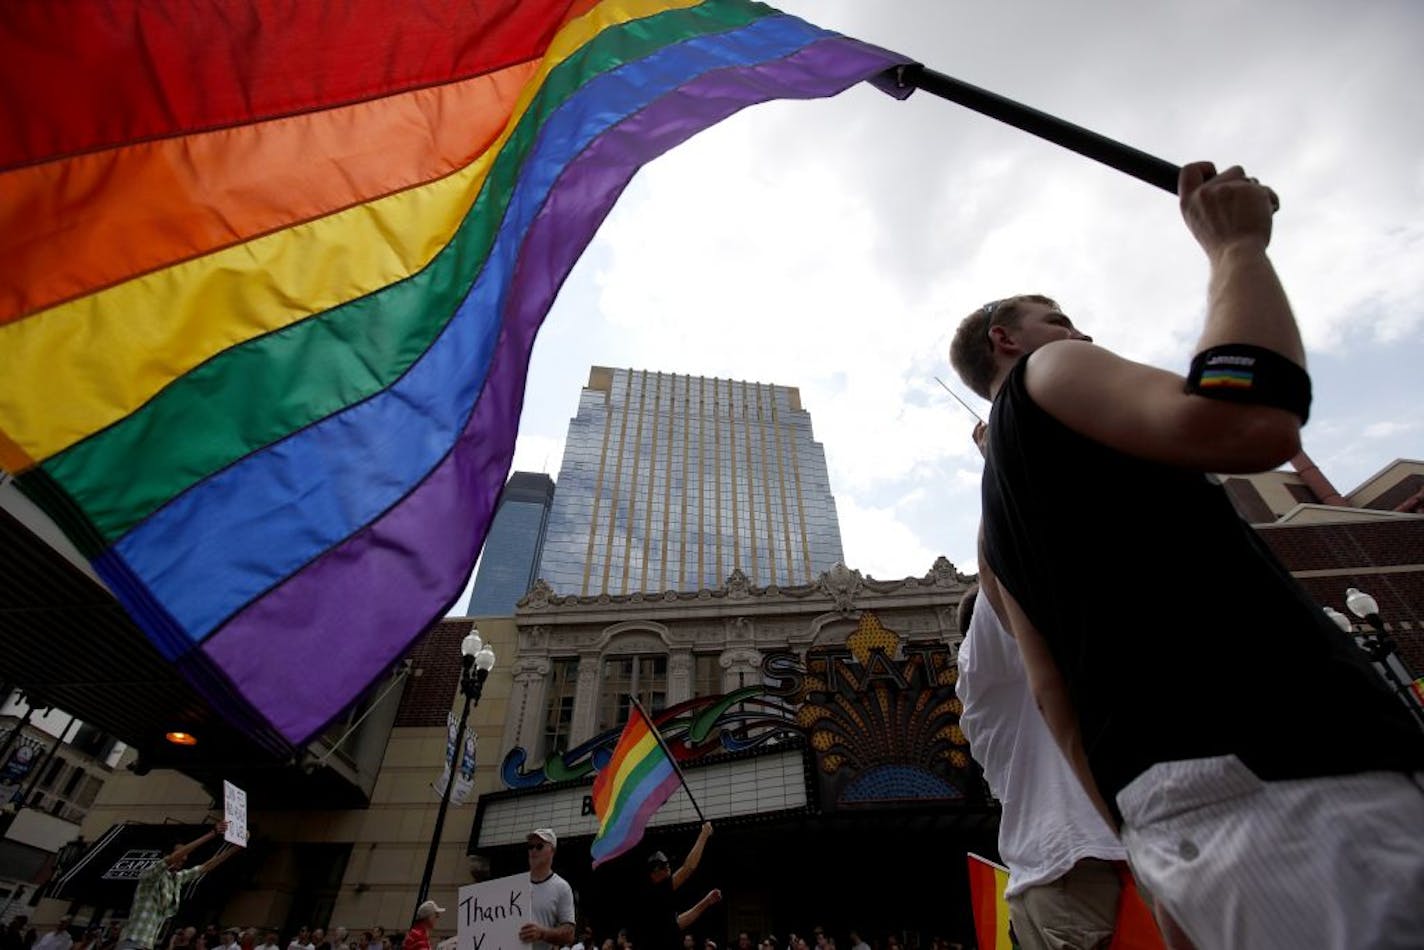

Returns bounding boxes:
[119,821,243,950]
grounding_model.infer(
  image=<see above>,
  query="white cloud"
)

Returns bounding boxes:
[1363,421,1416,441]
[510,432,565,477]
[835,494,941,582]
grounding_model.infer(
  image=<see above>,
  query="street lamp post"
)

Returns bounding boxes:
[413,629,496,919]
[1327,589,1424,732]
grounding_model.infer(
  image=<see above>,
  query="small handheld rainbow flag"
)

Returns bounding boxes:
[590,698,692,867]
[966,853,1016,950]
[966,853,1167,950]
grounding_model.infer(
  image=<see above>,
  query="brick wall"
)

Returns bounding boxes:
[1257,520,1424,572]
[1257,519,1424,680]
[393,618,475,727]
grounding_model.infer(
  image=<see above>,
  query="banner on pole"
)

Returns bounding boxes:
[452,730,478,806]
[433,711,458,800]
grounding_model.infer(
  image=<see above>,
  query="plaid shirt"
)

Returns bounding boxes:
[122,861,201,949]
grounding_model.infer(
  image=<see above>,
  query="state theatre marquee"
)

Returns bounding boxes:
[472,609,988,850]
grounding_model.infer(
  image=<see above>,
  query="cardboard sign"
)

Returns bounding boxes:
[222,780,249,847]
[455,872,531,950]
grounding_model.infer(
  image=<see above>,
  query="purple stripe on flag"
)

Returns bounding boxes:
[201,35,909,744]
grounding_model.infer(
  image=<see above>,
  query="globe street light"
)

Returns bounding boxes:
[1339,588,1424,732]
[414,628,496,917]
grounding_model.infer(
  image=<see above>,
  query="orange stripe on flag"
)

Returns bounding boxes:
[0,64,538,324]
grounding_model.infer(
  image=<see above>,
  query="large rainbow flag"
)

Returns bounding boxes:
[590,701,682,866]
[0,1,909,747]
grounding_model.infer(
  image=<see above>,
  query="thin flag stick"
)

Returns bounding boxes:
[934,376,984,425]
[629,694,706,824]
[890,65,1181,195]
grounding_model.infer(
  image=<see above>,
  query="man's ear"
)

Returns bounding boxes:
[987,323,1016,355]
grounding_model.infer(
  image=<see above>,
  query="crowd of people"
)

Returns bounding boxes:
[564,926,958,950]
[490,823,965,950]
[0,919,401,950]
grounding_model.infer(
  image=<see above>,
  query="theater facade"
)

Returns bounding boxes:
[470,560,998,943]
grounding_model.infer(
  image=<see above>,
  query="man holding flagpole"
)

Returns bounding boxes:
[632,825,721,950]
[591,698,722,948]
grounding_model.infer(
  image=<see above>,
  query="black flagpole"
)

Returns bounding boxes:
[628,694,707,823]
[889,64,1181,195]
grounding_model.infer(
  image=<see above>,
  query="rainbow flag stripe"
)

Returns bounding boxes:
[0,0,908,747]
[590,704,682,866]
[1197,369,1255,389]
[966,853,1015,950]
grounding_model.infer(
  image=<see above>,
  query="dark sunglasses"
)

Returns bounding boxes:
[527,841,546,851]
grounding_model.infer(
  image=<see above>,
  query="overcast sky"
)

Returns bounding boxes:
[454,0,1423,609]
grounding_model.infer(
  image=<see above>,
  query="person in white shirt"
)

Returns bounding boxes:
[255,931,281,950]
[518,829,575,950]
[33,919,74,950]
[956,586,1127,950]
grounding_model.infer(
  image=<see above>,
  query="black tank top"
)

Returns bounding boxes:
[982,356,1424,821]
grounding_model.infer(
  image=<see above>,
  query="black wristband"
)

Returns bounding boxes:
[1185,344,1311,424]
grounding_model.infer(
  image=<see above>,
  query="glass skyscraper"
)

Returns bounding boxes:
[465,472,555,615]
[537,366,844,596]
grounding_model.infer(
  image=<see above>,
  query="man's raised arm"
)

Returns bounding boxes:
[166,820,228,867]
[1024,161,1305,474]
[198,843,242,876]
[671,822,712,890]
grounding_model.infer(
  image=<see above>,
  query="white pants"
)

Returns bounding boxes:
[1116,755,1424,950]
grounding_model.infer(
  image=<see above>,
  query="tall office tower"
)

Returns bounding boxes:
[465,472,556,615]
[537,366,844,596]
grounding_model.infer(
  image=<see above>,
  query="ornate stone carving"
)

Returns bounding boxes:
[512,657,551,684]
[521,578,554,610]
[604,632,665,655]
[924,556,959,587]
[726,567,751,599]
[719,645,763,692]
[818,562,864,615]
[729,616,752,641]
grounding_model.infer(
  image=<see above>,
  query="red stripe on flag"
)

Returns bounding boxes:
[0,0,598,169]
